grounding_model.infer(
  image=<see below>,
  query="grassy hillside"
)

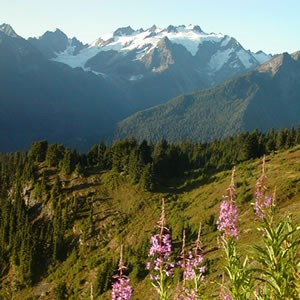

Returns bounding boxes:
[0,145,299,299]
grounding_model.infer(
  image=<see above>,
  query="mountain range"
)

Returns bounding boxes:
[0,24,130,152]
[27,24,271,111]
[115,51,300,142]
[1,22,299,152]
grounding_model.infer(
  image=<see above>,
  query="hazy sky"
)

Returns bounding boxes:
[1,0,299,54]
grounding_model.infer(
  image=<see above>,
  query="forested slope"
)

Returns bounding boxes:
[0,129,299,299]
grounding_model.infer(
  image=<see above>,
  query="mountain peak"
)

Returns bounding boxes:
[291,51,300,62]
[148,25,157,32]
[163,24,203,34]
[192,25,203,33]
[257,52,293,75]
[113,26,135,37]
[54,28,66,35]
[0,23,19,38]
[41,28,68,40]
[166,25,178,33]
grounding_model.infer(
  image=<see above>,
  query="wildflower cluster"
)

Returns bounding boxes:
[112,278,132,300]
[217,157,300,299]
[109,155,299,300]
[217,167,252,300]
[147,198,175,299]
[112,246,132,300]
[182,250,205,281]
[147,232,174,279]
[254,155,274,219]
[253,157,299,298]
[217,167,238,240]
[178,225,206,299]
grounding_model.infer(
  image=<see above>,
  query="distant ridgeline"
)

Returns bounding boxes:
[0,127,299,297]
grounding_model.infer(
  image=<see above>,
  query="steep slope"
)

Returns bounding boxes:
[115,52,300,142]
[0,27,128,152]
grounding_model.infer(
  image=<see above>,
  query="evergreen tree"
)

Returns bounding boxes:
[60,148,74,175]
[153,139,169,179]
[128,149,143,184]
[46,144,65,168]
[139,163,155,191]
[138,140,152,165]
[52,197,65,261]
[74,162,84,178]
[28,140,48,162]
[87,144,99,166]
[276,128,287,150]
[51,176,62,204]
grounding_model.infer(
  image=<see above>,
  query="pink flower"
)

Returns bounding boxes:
[149,233,172,258]
[112,246,132,300]
[217,167,239,240]
[147,232,174,278]
[217,200,238,240]
[147,198,175,297]
[112,277,132,300]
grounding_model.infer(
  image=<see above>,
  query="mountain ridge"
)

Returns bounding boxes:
[50,24,271,79]
[115,51,300,142]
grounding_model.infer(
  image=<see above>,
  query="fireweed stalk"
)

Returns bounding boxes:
[111,245,132,300]
[253,157,300,299]
[254,155,274,220]
[147,198,174,300]
[217,167,252,300]
[178,224,206,299]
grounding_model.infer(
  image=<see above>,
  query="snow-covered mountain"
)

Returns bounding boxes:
[25,24,274,127]
[46,24,271,83]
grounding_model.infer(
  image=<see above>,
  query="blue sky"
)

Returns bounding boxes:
[1,0,299,54]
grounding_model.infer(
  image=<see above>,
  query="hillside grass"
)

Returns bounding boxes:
[4,146,300,299]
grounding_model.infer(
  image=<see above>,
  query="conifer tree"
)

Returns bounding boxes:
[60,148,74,175]
[28,140,48,162]
[139,163,155,191]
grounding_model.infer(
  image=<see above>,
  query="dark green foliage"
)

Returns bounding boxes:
[33,173,48,201]
[87,142,107,168]
[46,144,65,168]
[138,140,152,165]
[139,163,155,191]
[94,260,114,296]
[51,176,62,202]
[74,162,84,177]
[276,128,287,149]
[28,140,48,162]
[52,197,66,261]
[60,148,75,175]
[54,281,68,300]
[237,131,263,161]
